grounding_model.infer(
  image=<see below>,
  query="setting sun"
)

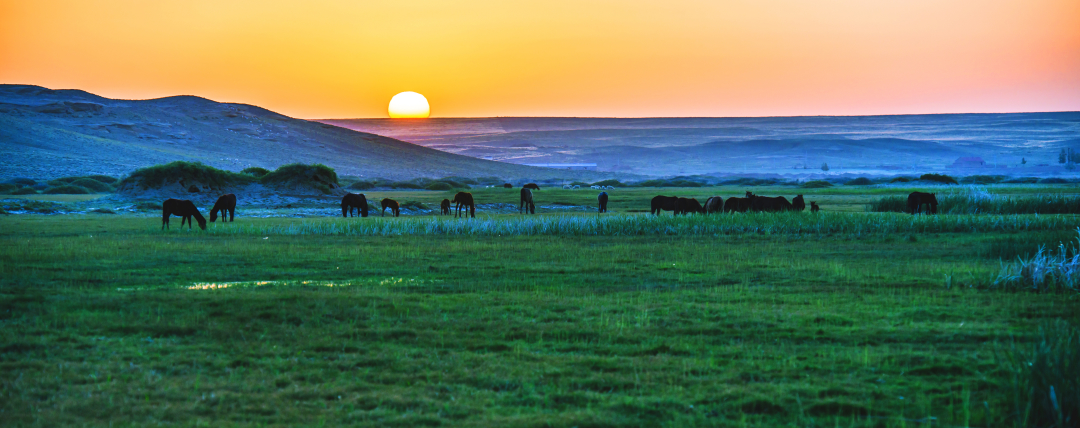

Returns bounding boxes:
[387,92,430,119]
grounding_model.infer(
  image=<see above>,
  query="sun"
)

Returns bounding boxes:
[387,91,430,118]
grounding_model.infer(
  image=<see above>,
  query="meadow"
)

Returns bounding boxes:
[2,185,1080,427]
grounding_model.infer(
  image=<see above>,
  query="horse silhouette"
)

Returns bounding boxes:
[723,197,750,213]
[676,197,705,215]
[650,195,679,215]
[452,192,475,218]
[341,193,369,217]
[523,183,540,190]
[810,202,820,213]
[162,199,206,230]
[440,198,451,215]
[381,198,400,217]
[746,192,793,212]
[209,194,236,222]
[520,188,535,214]
[703,196,724,214]
[908,192,938,214]
[792,195,806,211]
[503,183,513,188]
[598,192,609,213]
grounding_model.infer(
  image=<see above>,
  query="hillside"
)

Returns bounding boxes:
[323,114,1080,176]
[0,85,605,181]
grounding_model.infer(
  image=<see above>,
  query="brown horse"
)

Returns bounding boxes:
[792,195,806,211]
[520,188,535,214]
[908,192,938,214]
[703,196,724,214]
[810,202,820,213]
[747,192,794,212]
[723,197,750,213]
[523,183,540,190]
[598,192,609,213]
[452,192,475,218]
[650,195,679,215]
[381,198,400,217]
[209,194,236,222]
[162,199,206,230]
[341,193,368,217]
[676,197,705,215]
[440,198,451,215]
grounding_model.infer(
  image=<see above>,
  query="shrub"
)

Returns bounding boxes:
[43,185,91,194]
[7,178,36,186]
[801,180,833,188]
[592,179,626,188]
[390,182,422,189]
[11,187,38,195]
[440,176,479,185]
[0,183,17,193]
[348,181,376,190]
[68,178,113,193]
[242,167,270,177]
[920,173,958,185]
[960,175,1006,185]
[889,176,914,183]
[869,187,1080,215]
[569,181,590,187]
[260,164,339,189]
[400,201,429,210]
[1040,178,1069,184]
[424,182,453,191]
[845,177,873,186]
[135,201,162,210]
[121,161,255,190]
[997,320,1080,428]
[1005,177,1040,184]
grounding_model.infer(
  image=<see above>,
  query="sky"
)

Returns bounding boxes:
[1,0,1078,119]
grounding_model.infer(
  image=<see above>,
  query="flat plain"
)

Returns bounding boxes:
[2,185,1079,427]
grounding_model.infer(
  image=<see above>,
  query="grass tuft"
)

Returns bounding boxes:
[998,320,1080,427]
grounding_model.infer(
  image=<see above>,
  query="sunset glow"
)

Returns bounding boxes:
[1,0,1077,118]
[387,92,430,119]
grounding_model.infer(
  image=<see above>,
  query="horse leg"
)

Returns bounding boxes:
[162,212,169,229]
[470,204,475,218]
[229,207,234,222]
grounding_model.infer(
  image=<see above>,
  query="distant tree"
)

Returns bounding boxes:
[1060,149,1068,164]
[1070,149,1080,164]
[820,162,829,172]
[1021,157,1027,165]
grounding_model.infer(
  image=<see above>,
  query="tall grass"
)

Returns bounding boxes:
[992,229,1080,293]
[998,320,1079,428]
[204,211,1077,237]
[868,186,1080,215]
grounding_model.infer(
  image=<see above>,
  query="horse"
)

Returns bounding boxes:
[650,195,679,215]
[792,195,806,211]
[440,199,451,215]
[162,199,206,230]
[723,197,750,213]
[381,198,400,217]
[676,197,705,215]
[523,183,540,190]
[209,194,236,222]
[452,192,475,218]
[908,192,938,214]
[746,192,793,212]
[520,188,535,214]
[503,183,513,188]
[597,192,609,213]
[703,196,724,214]
[810,202,820,213]
[341,193,369,217]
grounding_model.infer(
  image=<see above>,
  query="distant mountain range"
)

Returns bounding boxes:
[324,113,1080,177]
[0,85,602,181]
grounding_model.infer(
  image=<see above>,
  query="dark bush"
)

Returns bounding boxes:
[960,175,1005,185]
[0,183,17,193]
[7,178,36,186]
[801,180,833,188]
[43,185,91,194]
[919,173,958,185]
[440,176,479,185]
[592,179,626,187]
[889,176,915,183]
[135,201,162,210]
[68,178,113,193]
[845,177,873,185]
[424,182,453,191]
[121,161,255,190]
[260,164,339,189]
[1040,177,1069,184]
[348,181,375,190]
[400,201,429,210]
[11,187,38,195]
[390,182,422,189]
[242,167,270,177]
[1004,177,1040,184]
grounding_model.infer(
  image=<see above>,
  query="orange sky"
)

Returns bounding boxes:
[1,0,1078,118]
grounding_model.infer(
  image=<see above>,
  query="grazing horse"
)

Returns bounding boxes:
[810,202,820,213]
[520,188,536,214]
[162,199,206,230]
[650,195,679,215]
[209,194,236,222]
[676,197,705,215]
[746,192,794,212]
[440,199,451,215]
[523,183,540,190]
[703,196,724,214]
[908,192,938,214]
[341,193,369,217]
[792,195,806,211]
[503,183,513,188]
[452,191,475,218]
[724,197,751,213]
[381,198,400,217]
[597,192,609,213]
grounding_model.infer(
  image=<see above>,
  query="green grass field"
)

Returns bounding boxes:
[3,186,1080,426]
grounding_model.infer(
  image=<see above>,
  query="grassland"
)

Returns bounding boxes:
[2,185,1080,426]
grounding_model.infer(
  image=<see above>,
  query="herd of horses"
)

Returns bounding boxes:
[160,188,941,229]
